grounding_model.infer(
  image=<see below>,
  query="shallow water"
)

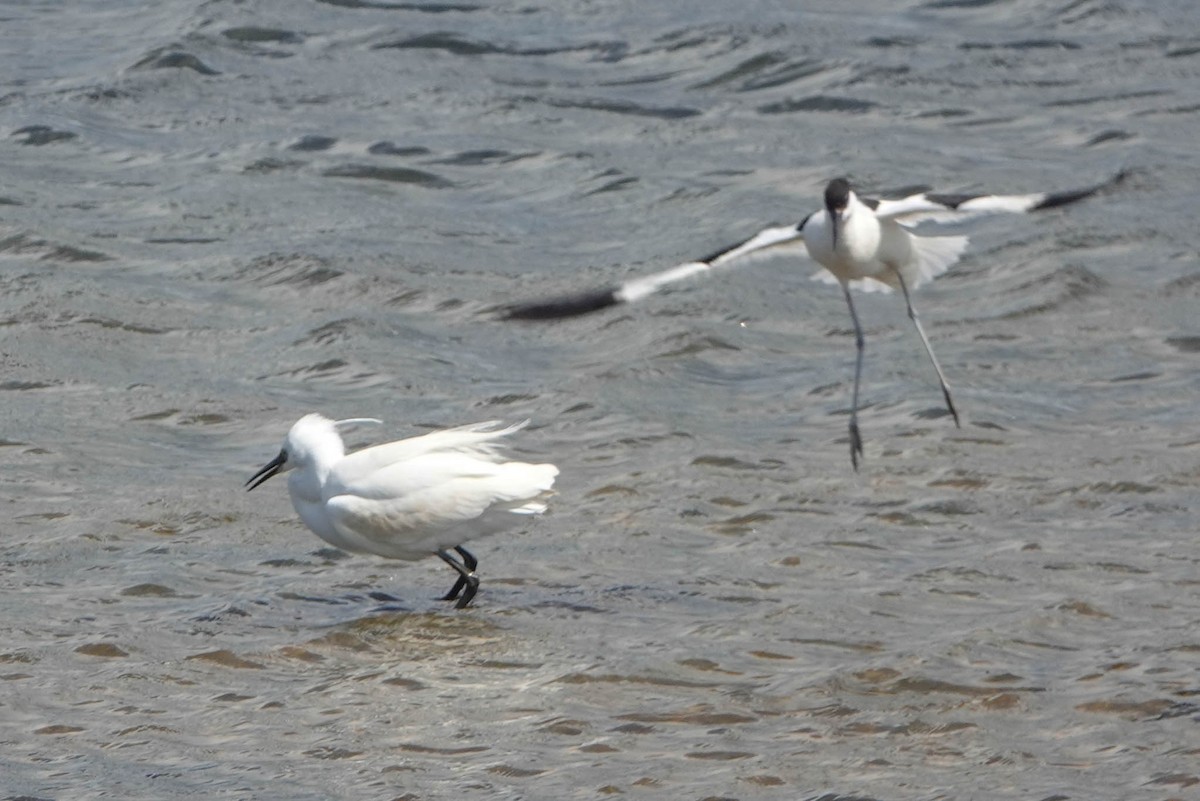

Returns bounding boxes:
[2,0,1199,798]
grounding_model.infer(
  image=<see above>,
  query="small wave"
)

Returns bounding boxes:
[322,163,454,188]
[257,358,392,389]
[0,380,58,391]
[130,48,220,75]
[991,264,1107,320]
[184,649,266,669]
[288,135,338,152]
[582,173,638,196]
[1165,336,1200,353]
[242,157,305,173]
[427,149,539,166]
[1085,129,1135,147]
[292,319,359,348]
[373,31,504,56]
[225,253,345,287]
[924,0,1005,7]
[396,742,490,755]
[0,237,113,265]
[11,125,77,146]
[553,671,721,688]
[960,39,1082,51]
[120,583,181,598]
[221,27,304,45]
[0,233,111,262]
[367,141,431,156]
[544,96,701,119]
[691,455,783,471]
[373,31,625,60]
[652,332,741,359]
[695,53,828,92]
[72,315,171,334]
[758,95,877,114]
[318,0,481,11]
[1045,89,1169,108]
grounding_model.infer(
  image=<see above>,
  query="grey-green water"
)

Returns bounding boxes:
[2,1,1198,798]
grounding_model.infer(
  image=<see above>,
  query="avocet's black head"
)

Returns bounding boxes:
[824,178,852,214]
[824,178,852,249]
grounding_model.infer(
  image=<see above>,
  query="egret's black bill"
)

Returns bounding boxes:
[246,451,286,491]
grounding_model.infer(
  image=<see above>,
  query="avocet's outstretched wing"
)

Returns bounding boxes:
[871,171,1127,226]
[502,171,1126,320]
[503,223,806,320]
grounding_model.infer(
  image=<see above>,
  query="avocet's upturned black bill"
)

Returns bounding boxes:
[246,414,559,609]
[505,172,1126,469]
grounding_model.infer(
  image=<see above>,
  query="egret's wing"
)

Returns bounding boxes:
[503,223,806,320]
[330,421,528,487]
[326,455,558,543]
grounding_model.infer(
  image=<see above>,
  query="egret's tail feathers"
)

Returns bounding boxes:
[448,419,529,436]
[504,488,558,516]
[432,420,537,460]
[347,420,541,474]
[496,465,559,515]
[508,500,549,515]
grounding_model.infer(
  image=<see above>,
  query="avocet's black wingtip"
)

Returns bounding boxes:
[1101,167,1134,193]
[1034,168,1131,211]
[1033,185,1096,211]
[502,287,622,320]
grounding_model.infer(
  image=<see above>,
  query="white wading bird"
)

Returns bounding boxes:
[506,172,1124,469]
[246,414,558,608]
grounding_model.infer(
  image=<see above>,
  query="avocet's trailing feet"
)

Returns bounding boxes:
[506,172,1125,469]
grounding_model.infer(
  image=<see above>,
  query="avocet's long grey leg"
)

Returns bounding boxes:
[892,268,960,428]
[437,547,480,609]
[841,284,866,471]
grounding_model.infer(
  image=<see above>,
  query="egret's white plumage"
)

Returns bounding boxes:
[506,172,1124,468]
[246,414,558,608]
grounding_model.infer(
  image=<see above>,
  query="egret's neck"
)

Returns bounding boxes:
[288,437,345,507]
[304,438,346,483]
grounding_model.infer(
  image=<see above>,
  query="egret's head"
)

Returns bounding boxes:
[246,414,381,491]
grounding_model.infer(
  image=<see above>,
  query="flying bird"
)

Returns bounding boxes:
[506,172,1123,468]
[246,414,558,608]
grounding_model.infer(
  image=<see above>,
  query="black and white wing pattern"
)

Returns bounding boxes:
[503,224,805,320]
[503,171,1126,319]
[870,173,1125,226]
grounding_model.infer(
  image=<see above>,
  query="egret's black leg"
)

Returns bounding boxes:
[439,545,478,602]
[893,269,960,428]
[436,548,480,609]
[841,284,866,471]
[455,545,477,571]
